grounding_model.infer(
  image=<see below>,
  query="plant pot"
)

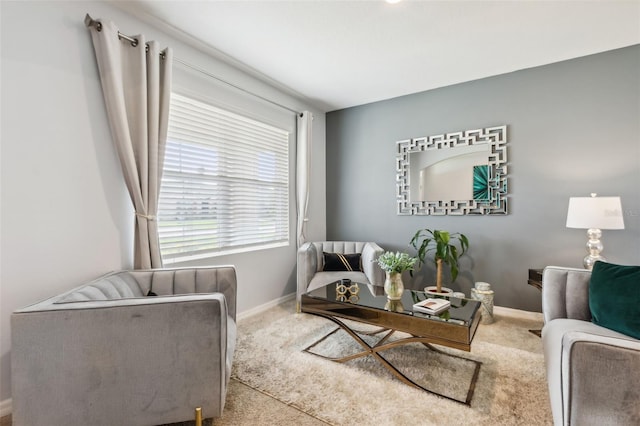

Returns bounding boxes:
[384,272,404,300]
[424,286,454,296]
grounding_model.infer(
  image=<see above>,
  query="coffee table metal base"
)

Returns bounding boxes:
[302,313,482,405]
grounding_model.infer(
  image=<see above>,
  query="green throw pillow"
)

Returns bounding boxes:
[322,252,362,272]
[589,261,640,339]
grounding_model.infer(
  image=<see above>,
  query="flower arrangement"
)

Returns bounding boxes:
[376,251,417,274]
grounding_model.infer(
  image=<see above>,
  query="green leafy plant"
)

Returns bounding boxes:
[376,251,417,274]
[409,229,469,293]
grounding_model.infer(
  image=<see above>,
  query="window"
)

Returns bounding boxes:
[158,93,290,262]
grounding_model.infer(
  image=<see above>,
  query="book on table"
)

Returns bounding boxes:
[413,298,451,315]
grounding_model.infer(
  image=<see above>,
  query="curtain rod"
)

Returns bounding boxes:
[84,14,302,117]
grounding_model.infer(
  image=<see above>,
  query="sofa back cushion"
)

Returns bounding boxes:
[57,272,144,302]
[589,261,640,339]
[128,267,238,319]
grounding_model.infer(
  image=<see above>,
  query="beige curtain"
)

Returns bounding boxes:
[86,16,172,269]
[296,111,312,247]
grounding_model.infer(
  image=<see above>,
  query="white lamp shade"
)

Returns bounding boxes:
[566,196,625,230]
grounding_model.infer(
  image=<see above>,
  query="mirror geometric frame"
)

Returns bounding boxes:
[396,125,508,215]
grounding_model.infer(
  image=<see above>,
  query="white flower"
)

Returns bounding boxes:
[377,251,417,273]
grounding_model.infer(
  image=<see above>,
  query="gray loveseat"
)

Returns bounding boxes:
[11,266,237,426]
[541,266,640,426]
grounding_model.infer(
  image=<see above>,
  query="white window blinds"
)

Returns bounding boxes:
[158,93,290,262]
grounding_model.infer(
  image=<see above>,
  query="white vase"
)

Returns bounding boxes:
[384,272,404,300]
[472,282,495,324]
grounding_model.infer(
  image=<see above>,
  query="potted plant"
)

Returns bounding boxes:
[377,251,417,300]
[409,229,469,294]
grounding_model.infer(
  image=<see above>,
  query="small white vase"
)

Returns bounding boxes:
[384,272,404,300]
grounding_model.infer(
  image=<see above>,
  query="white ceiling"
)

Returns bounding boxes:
[119,0,640,112]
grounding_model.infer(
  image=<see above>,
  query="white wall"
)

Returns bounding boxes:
[0,0,326,405]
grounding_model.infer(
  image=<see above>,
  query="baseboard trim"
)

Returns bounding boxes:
[0,398,12,417]
[237,293,295,321]
[494,305,543,321]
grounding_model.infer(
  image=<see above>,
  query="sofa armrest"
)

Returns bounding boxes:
[297,242,318,303]
[543,319,640,426]
[542,266,592,324]
[12,294,232,425]
[362,242,384,287]
[563,335,640,425]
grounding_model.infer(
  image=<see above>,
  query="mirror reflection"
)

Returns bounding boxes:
[409,145,489,202]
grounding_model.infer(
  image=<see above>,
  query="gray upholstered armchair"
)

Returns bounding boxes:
[11,266,237,426]
[541,266,640,426]
[297,241,385,312]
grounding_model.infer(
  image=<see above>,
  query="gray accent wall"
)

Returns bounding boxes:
[326,45,640,312]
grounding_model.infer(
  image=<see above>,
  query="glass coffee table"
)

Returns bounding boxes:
[300,280,482,404]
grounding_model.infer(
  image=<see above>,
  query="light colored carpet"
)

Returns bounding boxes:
[211,379,328,426]
[233,299,552,426]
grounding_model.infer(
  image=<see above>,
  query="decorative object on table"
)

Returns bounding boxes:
[409,228,469,295]
[395,125,508,216]
[336,279,360,303]
[412,298,451,315]
[566,193,624,269]
[471,282,494,324]
[453,292,466,299]
[376,251,417,300]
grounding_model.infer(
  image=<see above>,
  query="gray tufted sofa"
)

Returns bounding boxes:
[297,241,385,312]
[11,266,237,426]
[541,266,640,426]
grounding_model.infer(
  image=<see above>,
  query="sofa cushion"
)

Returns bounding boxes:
[322,252,362,272]
[57,272,144,303]
[589,261,640,339]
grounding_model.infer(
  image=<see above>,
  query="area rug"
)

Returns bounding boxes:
[232,300,552,425]
[302,322,480,404]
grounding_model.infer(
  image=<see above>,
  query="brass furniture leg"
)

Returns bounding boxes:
[195,407,202,426]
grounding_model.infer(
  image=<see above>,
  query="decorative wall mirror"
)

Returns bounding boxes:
[396,125,508,215]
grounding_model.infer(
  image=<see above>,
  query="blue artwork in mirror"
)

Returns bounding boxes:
[473,165,490,201]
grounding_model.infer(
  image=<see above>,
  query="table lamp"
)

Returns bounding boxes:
[566,193,624,269]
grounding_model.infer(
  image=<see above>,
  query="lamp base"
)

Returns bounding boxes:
[583,228,606,270]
